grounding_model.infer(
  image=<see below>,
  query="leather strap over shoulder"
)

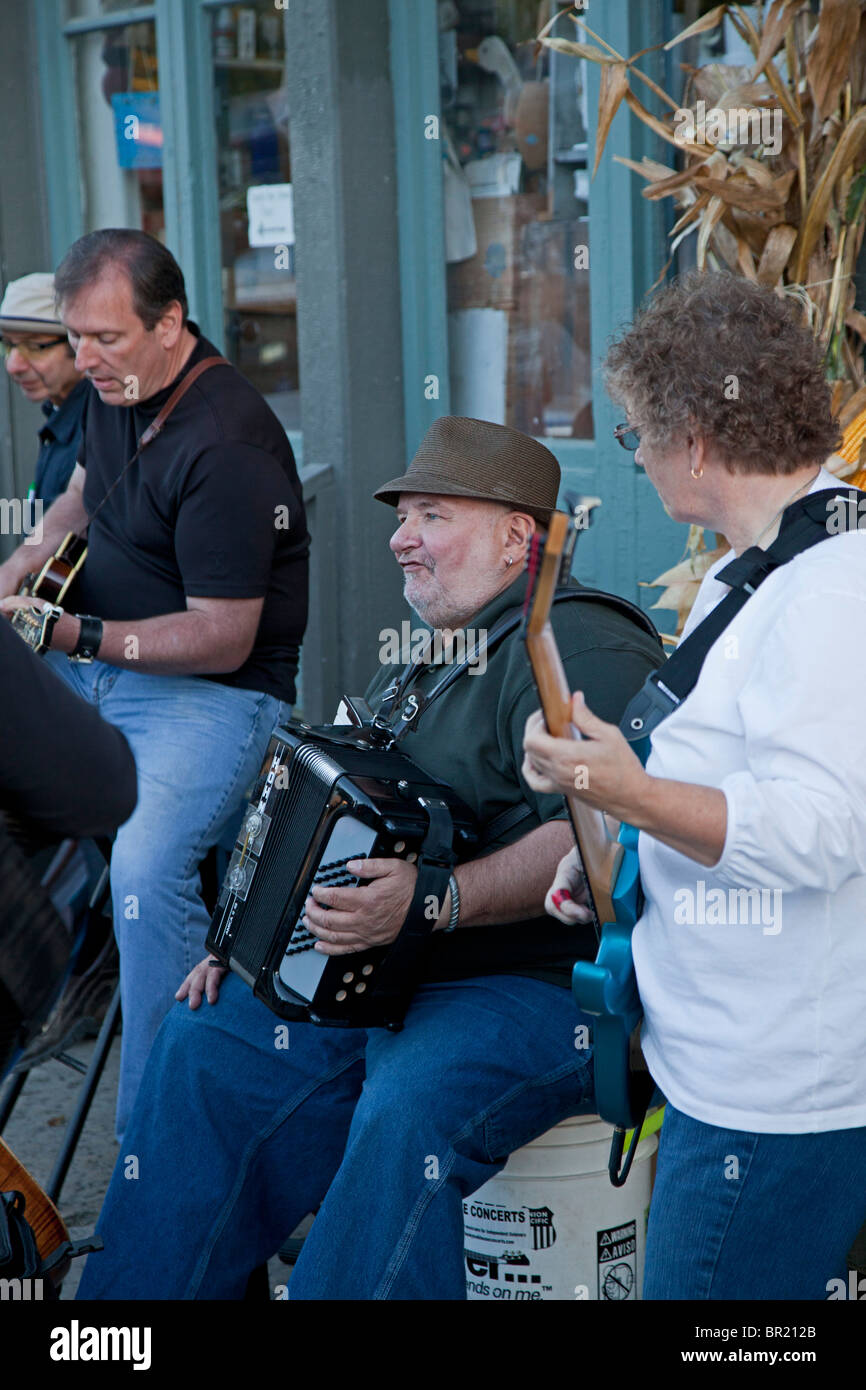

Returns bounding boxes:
[82,355,230,536]
[138,356,229,449]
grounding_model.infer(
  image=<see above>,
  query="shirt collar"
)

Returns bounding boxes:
[37,378,90,444]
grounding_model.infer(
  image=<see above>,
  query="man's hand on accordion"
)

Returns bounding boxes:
[305,857,423,956]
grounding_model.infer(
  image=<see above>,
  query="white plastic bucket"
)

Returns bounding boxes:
[463,1114,657,1301]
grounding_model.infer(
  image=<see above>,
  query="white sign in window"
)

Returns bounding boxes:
[247,183,295,247]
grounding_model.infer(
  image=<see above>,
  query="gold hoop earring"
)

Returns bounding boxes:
[691,465,703,480]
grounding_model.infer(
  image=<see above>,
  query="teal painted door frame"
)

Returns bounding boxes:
[389,0,684,618]
[388,0,452,452]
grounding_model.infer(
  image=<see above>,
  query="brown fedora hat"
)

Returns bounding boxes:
[373,416,560,524]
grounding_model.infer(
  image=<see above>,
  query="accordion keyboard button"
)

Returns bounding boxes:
[342,972,354,983]
[362,964,374,976]
[336,990,348,1002]
[355,982,367,994]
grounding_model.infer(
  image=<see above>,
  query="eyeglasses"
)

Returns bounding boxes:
[1,336,68,360]
[613,422,641,451]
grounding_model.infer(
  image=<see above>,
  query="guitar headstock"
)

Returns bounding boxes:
[525,495,602,636]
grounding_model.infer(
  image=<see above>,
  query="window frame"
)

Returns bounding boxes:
[388,0,683,603]
[34,0,298,423]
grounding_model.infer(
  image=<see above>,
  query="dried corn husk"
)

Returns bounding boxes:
[640,529,731,638]
[540,2,866,628]
[539,3,866,385]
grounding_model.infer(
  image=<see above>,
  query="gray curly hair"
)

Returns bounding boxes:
[603,271,841,475]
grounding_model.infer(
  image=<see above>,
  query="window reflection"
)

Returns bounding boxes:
[211,3,299,430]
[66,0,144,16]
[441,1,592,439]
[73,20,164,238]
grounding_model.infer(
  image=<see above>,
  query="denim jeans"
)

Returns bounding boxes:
[45,654,286,1137]
[644,1101,866,1299]
[76,972,596,1300]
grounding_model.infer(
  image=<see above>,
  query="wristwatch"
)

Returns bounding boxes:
[70,613,103,663]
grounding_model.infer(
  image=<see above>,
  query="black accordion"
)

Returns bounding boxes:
[205,723,479,1029]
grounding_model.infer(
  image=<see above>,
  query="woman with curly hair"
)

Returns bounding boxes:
[522,271,866,1300]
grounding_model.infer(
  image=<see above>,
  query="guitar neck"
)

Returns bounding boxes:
[525,624,622,926]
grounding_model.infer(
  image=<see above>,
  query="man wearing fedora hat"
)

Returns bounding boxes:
[0,272,88,509]
[77,416,662,1302]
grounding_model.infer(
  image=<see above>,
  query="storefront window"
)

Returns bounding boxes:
[72,19,164,239]
[210,2,299,430]
[440,0,592,438]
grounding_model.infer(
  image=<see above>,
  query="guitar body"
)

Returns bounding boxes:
[17,531,87,605]
[11,531,87,654]
[572,818,660,1130]
[0,1136,70,1286]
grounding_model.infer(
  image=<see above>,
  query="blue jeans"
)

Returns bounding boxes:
[45,655,286,1137]
[76,973,595,1300]
[644,1102,866,1299]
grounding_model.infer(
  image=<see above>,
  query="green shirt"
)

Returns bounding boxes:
[363,571,662,987]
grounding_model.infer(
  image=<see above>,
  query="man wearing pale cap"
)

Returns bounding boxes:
[79,415,662,1302]
[0,272,87,508]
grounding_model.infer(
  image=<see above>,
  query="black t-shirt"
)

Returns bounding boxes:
[72,328,309,703]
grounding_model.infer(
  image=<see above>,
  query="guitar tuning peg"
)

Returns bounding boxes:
[563,493,602,532]
[557,495,602,577]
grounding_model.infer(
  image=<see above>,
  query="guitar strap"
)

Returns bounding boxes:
[74,355,230,539]
[619,487,865,742]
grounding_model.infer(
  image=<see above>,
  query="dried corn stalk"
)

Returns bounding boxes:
[640,526,731,638]
[539,2,866,632]
[539,1,866,392]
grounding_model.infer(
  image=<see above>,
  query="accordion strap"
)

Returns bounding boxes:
[359,797,455,1012]
[375,586,660,744]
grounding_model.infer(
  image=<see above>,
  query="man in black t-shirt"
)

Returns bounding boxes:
[0,230,308,1137]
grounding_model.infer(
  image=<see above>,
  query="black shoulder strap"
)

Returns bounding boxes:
[620,487,864,741]
[374,586,663,847]
[379,584,662,743]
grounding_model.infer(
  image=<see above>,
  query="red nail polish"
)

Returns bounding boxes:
[551,889,573,909]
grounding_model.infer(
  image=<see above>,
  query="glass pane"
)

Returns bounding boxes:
[441,1,592,439]
[65,1,155,21]
[72,20,164,238]
[210,3,299,431]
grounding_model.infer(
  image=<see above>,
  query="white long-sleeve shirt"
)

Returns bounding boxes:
[634,470,866,1132]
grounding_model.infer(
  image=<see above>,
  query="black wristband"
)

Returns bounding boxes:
[70,613,103,663]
